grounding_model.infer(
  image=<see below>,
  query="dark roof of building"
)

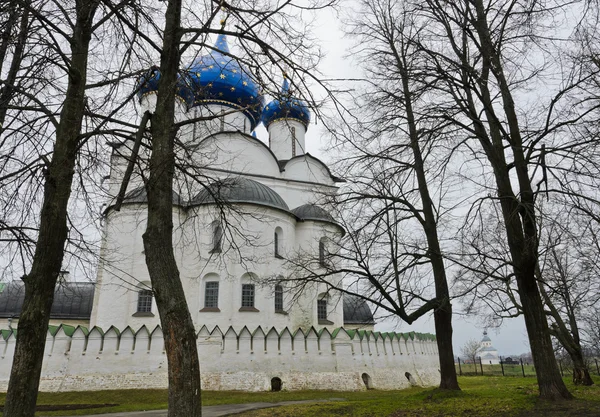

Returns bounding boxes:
[292,204,336,223]
[343,295,375,325]
[122,186,183,205]
[0,281,95,320]
[190,177,289,211]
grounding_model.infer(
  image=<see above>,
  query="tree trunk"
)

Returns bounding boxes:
[142,0,202,415]
[434,302,460,389]
[515,271,573,399]
[2,2,98,416]
[466,0,573,400]
[397,42,460,390]
[0,3,29,131]
[572,350,594,386]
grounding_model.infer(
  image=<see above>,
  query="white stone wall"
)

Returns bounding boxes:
[268,119,306,161]
[91,192,345,332]
[0,325,440,392]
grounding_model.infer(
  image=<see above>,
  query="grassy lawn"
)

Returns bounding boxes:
[0,376,599,416]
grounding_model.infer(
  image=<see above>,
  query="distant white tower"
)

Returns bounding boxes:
[478,330,500,365]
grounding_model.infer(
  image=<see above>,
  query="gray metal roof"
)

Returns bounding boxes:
[190,177,289,211]
[123,186,183,205]
[480,346,497,352]
[0,281,95,320]
[291,204,336,223]
[343,295,375,325]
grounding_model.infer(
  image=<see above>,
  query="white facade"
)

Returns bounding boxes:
[90,92,346,332]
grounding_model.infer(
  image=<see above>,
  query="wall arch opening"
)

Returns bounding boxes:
[405,371,417,386]
[271,377,282,392]
[361,373,373,390]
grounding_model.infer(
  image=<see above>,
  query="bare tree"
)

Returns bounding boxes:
[455,201,598,385]
[460,338,482,371]
[399,0,600,399]
[330,0,600,400]
[2,1,102,415]
[278,0,462,390]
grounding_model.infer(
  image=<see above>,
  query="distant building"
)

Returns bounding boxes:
[478,330,500,364]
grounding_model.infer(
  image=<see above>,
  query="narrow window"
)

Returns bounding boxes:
[242,284,255,308]
[211,221,223,253]
[317,299,327,321]
[204,282,219,308]
[291,127,296,157]
[274,227,283,258]
[137,289,153,313]
[220,116,225,131]
[319,237,327,267]
[274,285,284,312]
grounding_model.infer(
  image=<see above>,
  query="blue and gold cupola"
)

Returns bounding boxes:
[262,78,311,130]
[135,35,264,131]
[186,34,264,130]
[136,67,195,109]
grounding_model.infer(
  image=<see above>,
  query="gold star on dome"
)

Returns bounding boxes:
[232,69,238,73]
[242,81,248,86]
[209,65,214,69]
[208,83,213,88]
[220,73,226,79]
[265,105,269,110]
[218,92,223,96]
[195,72,201,77]
[230,87,235,91]
[221,61,226,65]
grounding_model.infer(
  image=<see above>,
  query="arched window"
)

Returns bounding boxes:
[319,237,327,267]
[204,282,219,309]
[274,285,284,312]
[317,298,327,321]
[211,221,223,253]
[274,227,283,258]
[317,293,332,325]
[241,284,255,308]
[134,288,154,316]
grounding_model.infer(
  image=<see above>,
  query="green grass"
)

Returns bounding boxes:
[0,376,599,416]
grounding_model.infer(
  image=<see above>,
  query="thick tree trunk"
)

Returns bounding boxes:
[434,302,460,389]
[142,0,202,416]
[572,350,594,386]
[2,2,98,416]
[514,270,573,399]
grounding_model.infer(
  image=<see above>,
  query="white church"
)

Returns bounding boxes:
[0,35,440,392]
[92,34,348,331]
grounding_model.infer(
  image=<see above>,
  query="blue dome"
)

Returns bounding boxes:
[136,67,195,109]
[262,78,310,130]
[186,35,264,130]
